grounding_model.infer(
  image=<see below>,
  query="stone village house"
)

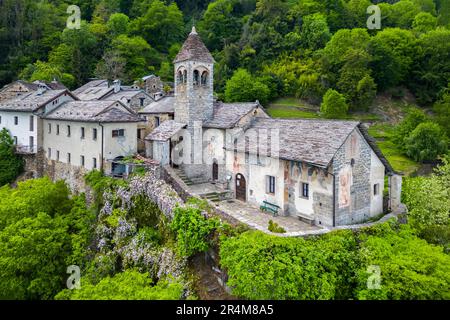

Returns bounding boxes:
[0,81,142,186]
[144,27,403,227]
[0,27,402,229]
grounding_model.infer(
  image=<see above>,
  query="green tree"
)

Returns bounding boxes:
[336,49,372,109]
[356,223,450,300]
[384,0,421,28]
[355,74,377,111]
[107,13,130,37]
[320,89,349,119]
[55,270,183,300]
[433,87,450,137]
[0,128,24,186]
[0,213,70,299]
[0,177,72,230]
[412,12,438,33]
[344,0,372,29]
[20,60,76,88]
[109,35,160,82]
[322,28,371,86]
[170,199,219,257]
[129,0,184,52]
[220,230,358,300]
[404,122,448,162]
[403,157,450,233]
[369,28,417,90]
[198,0,244,51]
[300,13,331,50]
[393,108,428,146]
[411,28,450,103]
[224,69,270,105]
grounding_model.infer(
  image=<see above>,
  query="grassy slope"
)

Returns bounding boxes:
[266,96,420,175]
[367,123,420,175]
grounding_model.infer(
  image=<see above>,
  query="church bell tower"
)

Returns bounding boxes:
[173,26,215,126]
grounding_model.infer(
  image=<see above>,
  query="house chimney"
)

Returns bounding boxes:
[113,79,121,93]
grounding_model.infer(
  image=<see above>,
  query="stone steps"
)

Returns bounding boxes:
[201,191,232,203]
[175,170,194,185]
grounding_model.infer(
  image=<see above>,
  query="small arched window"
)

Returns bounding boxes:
[177,71,183,84]
[201,71,208,86]
[193,70,200,86]
[183,70,187,84]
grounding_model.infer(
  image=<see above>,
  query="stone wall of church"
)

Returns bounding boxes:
[174,61,214,126]
[331,128,381,226]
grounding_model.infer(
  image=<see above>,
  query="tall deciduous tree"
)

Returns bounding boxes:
[0,128,24,186]
[224,69,270,105]
[129,0,184,52]
[410,28,450,103]
[320,89,348,118]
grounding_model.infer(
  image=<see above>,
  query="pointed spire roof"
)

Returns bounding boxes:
[174,26,214,64]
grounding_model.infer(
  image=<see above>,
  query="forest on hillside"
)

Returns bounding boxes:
[0,0,449,301]
[1,0,449,171]
[0,0,449,104]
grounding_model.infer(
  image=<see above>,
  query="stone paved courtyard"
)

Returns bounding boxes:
[183,181,324,236]
[214,199,323,236]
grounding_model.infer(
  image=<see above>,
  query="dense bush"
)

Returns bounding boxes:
[220,230,359,299]
[356,223,450,300]
[404,122,448,162]
[0,178,93,299]
[220,221,450,300]
[170,198,220,257]
[0,128,24,186]
[402,156,450,250]
[55,270,183,300]
[320,89,349,118]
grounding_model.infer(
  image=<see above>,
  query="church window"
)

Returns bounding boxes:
[201,71,208,86]
[177,71,183,84]
[266,176,276,194]
[301,182,309,199]
[183,70,187,84]
[193,70,200,86]
[374,183,380,195]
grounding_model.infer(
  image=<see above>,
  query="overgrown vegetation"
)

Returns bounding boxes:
[0,157,449,300]
[268,219,286,233]
[1,0,449,169]
[170,198,220,257]
[0,128,24,186]
[402,156,450,251]
[219,158,450,300]
[220,222,450,300]
[0,177,93,299]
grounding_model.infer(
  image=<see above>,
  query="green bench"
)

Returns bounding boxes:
[260,201,280,216]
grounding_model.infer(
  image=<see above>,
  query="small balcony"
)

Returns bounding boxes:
[15,145,39,154]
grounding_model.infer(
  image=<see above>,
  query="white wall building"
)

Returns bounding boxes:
[0,86,75,153]
[42,100,142,174]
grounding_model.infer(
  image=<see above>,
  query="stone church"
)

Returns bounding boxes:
[144,27,403,228]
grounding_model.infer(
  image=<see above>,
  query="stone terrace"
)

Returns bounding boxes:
[214,199,323,237]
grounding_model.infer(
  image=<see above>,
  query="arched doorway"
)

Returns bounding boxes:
[212,160,218,181]
[235,173,246,202]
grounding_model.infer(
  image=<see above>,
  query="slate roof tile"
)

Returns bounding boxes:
[43,100,142,123]
[174,27,214,64]
[145,120,185,141]
[139,96,175,114]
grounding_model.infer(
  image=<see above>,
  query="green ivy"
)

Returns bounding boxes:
[170,198,220,257]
